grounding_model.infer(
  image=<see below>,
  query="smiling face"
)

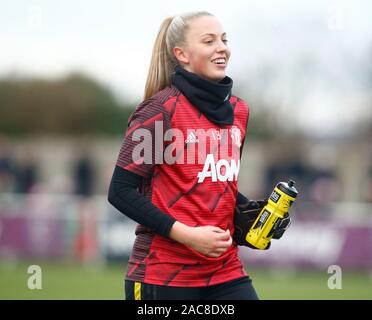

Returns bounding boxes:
[173,15,230,82]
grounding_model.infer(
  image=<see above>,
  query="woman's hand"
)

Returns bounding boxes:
[169,222,232,258]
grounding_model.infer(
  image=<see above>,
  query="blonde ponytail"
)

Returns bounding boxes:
[143,11,213,100]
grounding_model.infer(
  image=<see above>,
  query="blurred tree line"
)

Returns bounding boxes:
[0,73,133,136]
[3,70,368,140]
[0,72,280,138]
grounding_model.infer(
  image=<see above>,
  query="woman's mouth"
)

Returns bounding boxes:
[211,57,227,68]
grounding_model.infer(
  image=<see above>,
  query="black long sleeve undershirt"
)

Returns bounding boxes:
[108,165,177,238]
[108,165,249,238]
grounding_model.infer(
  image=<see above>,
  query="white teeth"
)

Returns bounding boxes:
[213,58,226,64]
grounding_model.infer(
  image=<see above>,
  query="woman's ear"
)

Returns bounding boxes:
[173,46,189,65]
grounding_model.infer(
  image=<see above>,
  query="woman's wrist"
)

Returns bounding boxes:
[169,221,193,245]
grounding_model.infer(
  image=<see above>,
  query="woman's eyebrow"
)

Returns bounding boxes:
[200,32,226,38]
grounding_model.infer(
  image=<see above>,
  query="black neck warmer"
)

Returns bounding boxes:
[171,66,234,125]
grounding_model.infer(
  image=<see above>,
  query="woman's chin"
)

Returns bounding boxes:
[204,70,226,82]
[211,73,227,82]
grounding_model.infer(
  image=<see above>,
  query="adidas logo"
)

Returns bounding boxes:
[185,131,199,143]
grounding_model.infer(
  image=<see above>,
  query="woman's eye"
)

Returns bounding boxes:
[204,39,228,45]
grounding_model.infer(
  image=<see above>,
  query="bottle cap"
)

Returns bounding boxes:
[277,180,298,198]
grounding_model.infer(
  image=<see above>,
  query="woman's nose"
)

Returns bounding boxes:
[216,40,228,52]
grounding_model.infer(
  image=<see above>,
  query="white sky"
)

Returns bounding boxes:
[1,0,372,137]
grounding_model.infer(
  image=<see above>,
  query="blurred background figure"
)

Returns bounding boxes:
[14,148,38,194]
[73,151,95,197]
[0,135,16,193]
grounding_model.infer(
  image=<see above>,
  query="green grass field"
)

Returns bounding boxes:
[0,261,371,300]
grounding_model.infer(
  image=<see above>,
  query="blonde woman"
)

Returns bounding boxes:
[108,11,289,300]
